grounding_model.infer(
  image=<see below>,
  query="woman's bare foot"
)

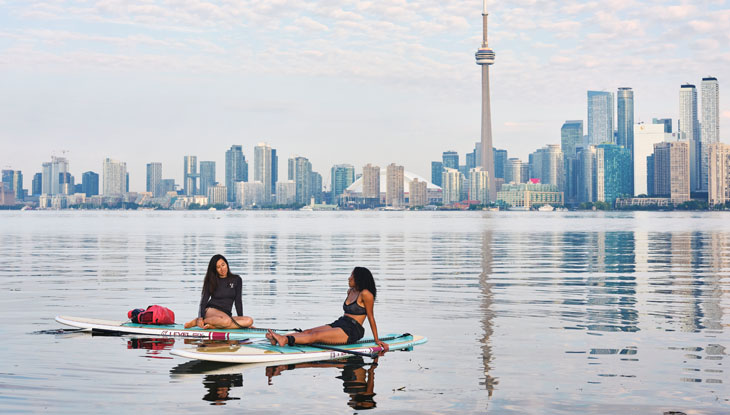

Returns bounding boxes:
[266,329,288,346]
[184,319,197,329]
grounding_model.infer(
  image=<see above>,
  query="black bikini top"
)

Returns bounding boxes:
[343,297,367,315]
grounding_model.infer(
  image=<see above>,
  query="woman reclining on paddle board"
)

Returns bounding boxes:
[266,267,389,352]
[184,254,254,329]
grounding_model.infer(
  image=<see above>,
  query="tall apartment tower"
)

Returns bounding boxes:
[331,164,355,203]
[409,178,428,207]
[475,0,497,202]
[42,156,69,195]
[442,167,462,205]
[577,146,597,204]
[701,77,719,192]
[431,161,443,187]
[225,145,248,202]
[386,163,404,207]
[82,171,99,197]
[504,158,523,184]
[199,161,216,198]
[183,155,198,196]
[588,91,614,145]
[561,120,583,205]
[146,162,162,197]
[617,87,634,194]
[469,167,490,204]
[653,141,690,204]
[290,156,312,205]
[103,158,127,196]
[1,170,23,200]
[634,123,669,196]
[362,164,381,205]
[679,84,700,191]
[442,151,459,170]
[708,142,730,206]
[254,143,273,204]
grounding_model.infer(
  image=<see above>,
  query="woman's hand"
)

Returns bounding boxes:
[376,340,389,353]
[196,317,205,328]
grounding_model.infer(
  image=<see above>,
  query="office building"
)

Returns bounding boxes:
[701,77,719,192]
[441,167,461,205]
[254,143,273,204]
[431,161,443,187]
[634,123,670,196]
[577,146,597,204]
[103,158,127,196]
[595,144,632,205]
[199,161,216,198]
[160,179,176,195]
[679,84,700,191]
[708,142,730,205]
[504,158,523,184]
[207,184,227,206]
[652,118,672,133]
[331,164,355,203]
[271,148,278,196]
[82,171,99,197]
[617,87,634,151]
[183,155,198,196]
[2,170,23,200]
[311,171,323,204]
[225,145,248,202]
[529,144,564,190]
[409,178,428,207]
[493,148,507,179]
[32,173,42,196]
[653,141,690,204]
[587,91,614,145]
[386,163,405,207]
[42,156,69,195]
[497,183,563,209]
[442,151,459,170]
[146,163,162,197]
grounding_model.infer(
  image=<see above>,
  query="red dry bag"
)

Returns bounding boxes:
[130,305,175,325]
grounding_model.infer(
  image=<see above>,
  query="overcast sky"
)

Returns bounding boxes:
[2,0,729,191]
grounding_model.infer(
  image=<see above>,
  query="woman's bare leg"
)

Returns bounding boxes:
[267,327,349,346]
[202,308,254,329]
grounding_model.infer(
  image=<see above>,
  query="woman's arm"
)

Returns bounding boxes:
[198,284,211,319]
[235,276,243,316]
[361,290,389,352]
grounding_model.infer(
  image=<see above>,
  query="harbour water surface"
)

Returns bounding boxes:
[0,210,728,413]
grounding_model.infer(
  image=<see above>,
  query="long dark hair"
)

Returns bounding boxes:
[352,267,377,300]
[203,254,236,295]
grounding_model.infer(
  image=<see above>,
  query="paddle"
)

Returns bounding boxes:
[308,343,380,359]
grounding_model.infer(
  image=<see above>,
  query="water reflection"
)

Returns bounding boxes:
[479,230,497,396]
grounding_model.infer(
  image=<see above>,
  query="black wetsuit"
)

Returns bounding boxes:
[198,275,243,318]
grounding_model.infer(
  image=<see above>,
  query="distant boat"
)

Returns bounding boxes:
[537,205,554,212]
[208,207,217,211]
[20,205,32,211]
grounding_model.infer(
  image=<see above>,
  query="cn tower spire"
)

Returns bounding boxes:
[475,0,496,202]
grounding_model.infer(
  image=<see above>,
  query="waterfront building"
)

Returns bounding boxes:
[529,145,564,190]
[497,183,563,209]
[207,184,227,206]
[183,155,198,196]
[617,87,634,152]
[701,77,719,192]
[409,178,428,207]
[82,171,99,197]
[1,170,23,200]
[42,156,69,195]
[653,141,690,204]
[561,121,583,159]
[32,173,42,196]
[634,123,671,196]
[343,170,440,207]
[290,156,312,205]
[160,179,176,195]
[386,163,405,207]
[331,164,355,204]
[199,161,216,198]
[679,84,700,191]
[362,164,381,207]
[493,148,507,179]
[708,142,730,206]
[504,158,523,184]
[469,167,490,204]
[102,158,127,196]
[146,162,162,197]
[576,146,597,204]
[431,161,443,187]
[235,181,264,207]
[646,154,655,196]
[475,0,497,201]
[254,143,273,204]
[311,171,323,204]
[442,167,461,205]
[587,91,614,145]
[225,145,248,202]
[595,144,632,205]
[0,183,16,206]
[442,151,459,170]
[271,148,278,196]
[276,181,296,205]
[652,118,672,133]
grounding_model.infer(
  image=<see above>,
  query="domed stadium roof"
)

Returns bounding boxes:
[345,170,441,193]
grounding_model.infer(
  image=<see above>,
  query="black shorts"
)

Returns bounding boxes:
[329,316,365,343]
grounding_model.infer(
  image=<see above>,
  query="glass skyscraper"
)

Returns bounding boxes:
[652,118,672,133]
[587,91,614,145]
[442,151,459,170]
[701,77,719,192]
[493,148,507,179]
[82,171,99,197]
[183,155,198,196]
[199,161,216,198]
[225,145,248,202]
[596,144,632,205]
[254,143,273,204]
[431,161,443,187]
[331,164,355,203]
[617,87,634,195]
[146,162,162,197]
[679,84,700,191]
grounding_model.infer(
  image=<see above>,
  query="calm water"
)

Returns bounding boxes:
[0,210,728,414]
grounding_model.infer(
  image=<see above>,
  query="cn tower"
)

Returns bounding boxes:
[475,0,496,202]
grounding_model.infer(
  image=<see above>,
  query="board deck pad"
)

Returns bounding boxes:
[55,315,288,340]
[170,333,427,364]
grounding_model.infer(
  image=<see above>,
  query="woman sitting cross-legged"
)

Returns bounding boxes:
[266,267,389,352]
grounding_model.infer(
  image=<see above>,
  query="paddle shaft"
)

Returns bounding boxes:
[309,343,379,358]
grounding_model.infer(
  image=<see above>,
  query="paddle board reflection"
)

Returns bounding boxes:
[126,337,175,359]
[265,356,378,410]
